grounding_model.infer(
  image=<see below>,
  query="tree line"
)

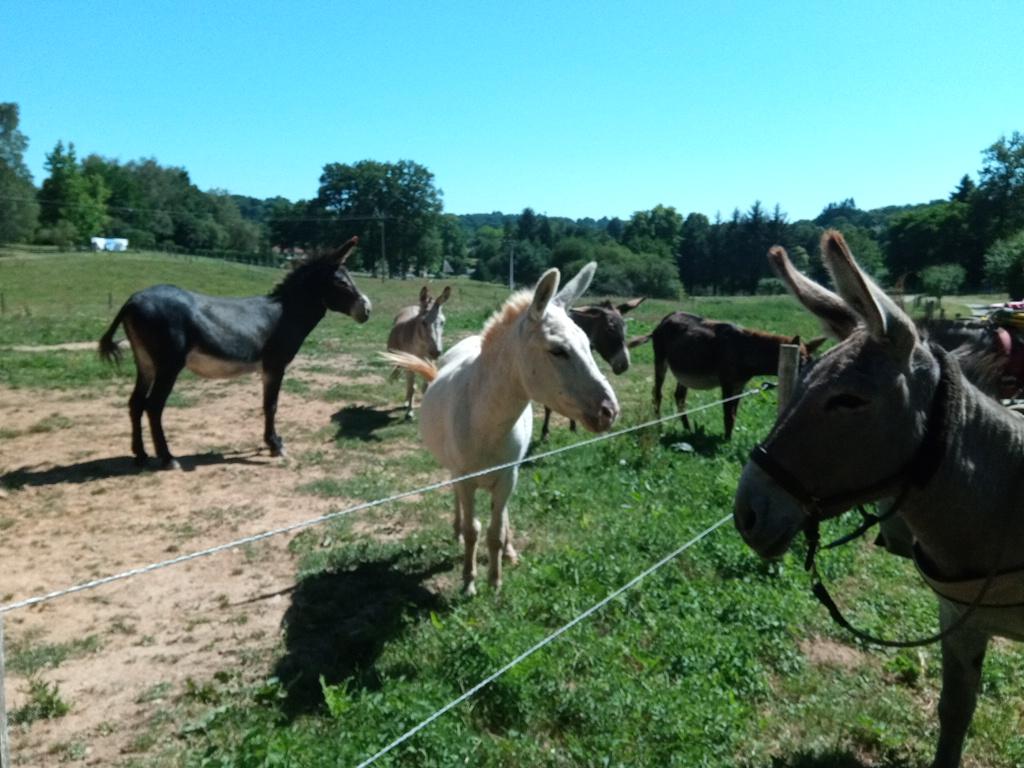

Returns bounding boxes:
[2,102,1023,298]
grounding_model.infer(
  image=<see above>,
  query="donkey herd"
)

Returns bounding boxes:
[97,231,1023,767]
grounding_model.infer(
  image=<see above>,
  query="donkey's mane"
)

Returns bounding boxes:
[268,255,337,300]
[737,326,795,344]
[703,315,793,345]
[481,290,534,349]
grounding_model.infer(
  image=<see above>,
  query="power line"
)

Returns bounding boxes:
[0,195,395,224]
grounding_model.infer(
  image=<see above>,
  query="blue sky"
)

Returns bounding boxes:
[3,1,1022,221]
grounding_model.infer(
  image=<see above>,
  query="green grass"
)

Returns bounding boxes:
[9,677,70,726]
[2,245,1022,767]
[7,630,103,676]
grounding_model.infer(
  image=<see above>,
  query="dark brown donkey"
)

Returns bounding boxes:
[98,237,371,468]
[630,312,823,439]
[540,298,645,440]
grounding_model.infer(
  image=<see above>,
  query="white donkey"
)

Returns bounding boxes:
[734,231,1024,768]
[386,285,451,419]
[384,263,619,595]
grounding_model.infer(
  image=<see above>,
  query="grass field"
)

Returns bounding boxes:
[1,245,1021,767]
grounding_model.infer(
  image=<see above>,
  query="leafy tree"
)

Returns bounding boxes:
[950,174,976,203]
[983,230,1024,297]
[677,212,712,293]
[920,263,965,304]
[438,214,468,274]
[414,227,444,275]
[550,237,680,299]
[974,132,1024,246]
[516,207,537,242]
[621,204,682,258]
[37,141,109,245]
[0,103,39,243]
[885,201,972,286]
[470,225,506,281]
[317,159,443,276]
[814,198,876,230]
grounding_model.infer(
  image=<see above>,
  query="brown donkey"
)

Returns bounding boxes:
[386,285,451,419]
[540,298,645,440]
[630,312,823,439]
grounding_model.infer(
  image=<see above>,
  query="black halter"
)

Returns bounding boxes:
[749,345,999,648]
[750,343,954,525]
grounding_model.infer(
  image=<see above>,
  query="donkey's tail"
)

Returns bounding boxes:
[627,332,653,349]
[98,305,127,364]
[379,351,438,384]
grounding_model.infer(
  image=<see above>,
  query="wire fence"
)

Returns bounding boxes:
[0,386,769,616]
[0,384,774,766]
[355,513,733,768]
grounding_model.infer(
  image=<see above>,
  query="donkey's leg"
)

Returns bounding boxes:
[404,371,415,420]
[653,351,667,418]
[129,370,151,465]
[540,407,553,441]
[932,602,990,768]
[487,468,518,592]
[145,367,183,470]
[720,380,743,440]
[262,368,287,456]
[452,490,463,542]
[455,482,480,596]
[674,381,691,431]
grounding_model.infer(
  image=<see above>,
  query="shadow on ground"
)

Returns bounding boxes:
[750,750,915,768]
[272,553,452,717]
[658,424,727,457]
[331,404,406,442]
[0,451,267,488]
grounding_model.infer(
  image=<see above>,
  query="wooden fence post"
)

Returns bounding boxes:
[777,344,800,415]
[1,614,11,768]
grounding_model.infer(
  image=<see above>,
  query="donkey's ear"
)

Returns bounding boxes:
[554,261,596,308]
[804,336,827,354]
[333,236,359,265]
[436,285,452,305]
[530,268,561,321]
[768,245,859,340]
[617,297,646,315]
[820,230,916,353]
[419,285,430,308]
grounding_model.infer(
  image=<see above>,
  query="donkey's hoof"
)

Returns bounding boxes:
[404,411,414,422]
[133,455,149,467]
[461,580,477,597]
[503,545,520,565]
[161,458,182,471]
[270,446,288,458]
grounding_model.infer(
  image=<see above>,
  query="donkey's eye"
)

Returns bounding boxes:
[825,393,869,411]
[549,347,570,359]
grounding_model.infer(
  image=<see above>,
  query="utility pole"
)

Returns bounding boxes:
[374,207,387,281]
[508,240,515,291]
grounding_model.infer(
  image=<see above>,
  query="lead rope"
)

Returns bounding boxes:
[804,509,1003,648]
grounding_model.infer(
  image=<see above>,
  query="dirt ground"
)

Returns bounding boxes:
[0,356,417,766]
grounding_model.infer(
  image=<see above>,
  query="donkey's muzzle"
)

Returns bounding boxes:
[352,296,372,324]
[591,397,619,432]
[609,349,630,375]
